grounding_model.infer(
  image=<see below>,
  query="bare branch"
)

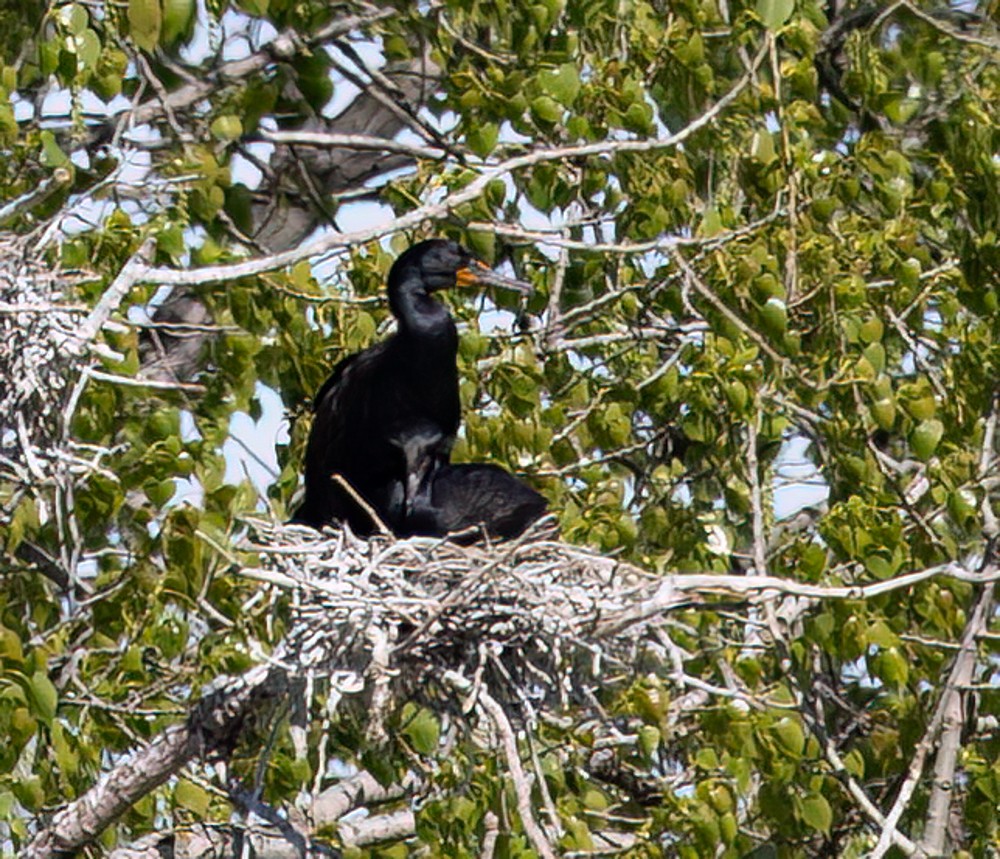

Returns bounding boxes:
[258,129,447,160]
[23,664,289,859]
[0,169,72,227]
[140,41,769,287]
[455,675,557,859]
[872,581,996,858]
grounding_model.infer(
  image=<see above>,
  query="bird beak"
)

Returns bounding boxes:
[456,261,533,294]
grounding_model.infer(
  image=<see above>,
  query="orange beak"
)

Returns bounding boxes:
[455,260,533,294]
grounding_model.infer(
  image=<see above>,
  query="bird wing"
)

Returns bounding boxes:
[309,341,391,472]
[297,341,395,526]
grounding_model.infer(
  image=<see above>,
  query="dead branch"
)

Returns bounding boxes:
[23,664,289,859]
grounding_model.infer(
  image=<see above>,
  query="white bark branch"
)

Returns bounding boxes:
[476,683,557,859]
[138,42,768,288]
[871,582,996,858]
[24,664,288,859]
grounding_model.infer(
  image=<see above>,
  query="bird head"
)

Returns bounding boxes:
[388,239,533,296]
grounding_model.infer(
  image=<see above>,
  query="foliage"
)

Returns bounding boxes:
[0,0,999,855]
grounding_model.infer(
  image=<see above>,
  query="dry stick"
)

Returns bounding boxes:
[744,415,785,655]
[87,369,207,392]
[919,393,1000,856]
[330,473,393,536]
[141,42,768,288]
[481,811,501,859]
[471,197,789,270]
[312,771,413,826]
[596,562,999,637]
[0,169,72,226]
[258,129,446,160]
[870,581,996,859]
[338,809,417,848]
[471,680,557,859]
[74,240,153,346]
[543,220,571,350]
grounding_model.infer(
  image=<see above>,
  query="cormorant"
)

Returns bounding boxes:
[392,419,548,541]
[295,239,532,535]
[407,463,548,541]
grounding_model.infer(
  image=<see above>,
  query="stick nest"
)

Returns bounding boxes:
[241,518,675,723]
[0,236,83,488]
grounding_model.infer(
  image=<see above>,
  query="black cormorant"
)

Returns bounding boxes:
[391,419,547,540]
[406,463,548,541]
[294,239,532,535]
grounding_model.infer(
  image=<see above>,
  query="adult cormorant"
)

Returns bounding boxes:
[294,239,532,535]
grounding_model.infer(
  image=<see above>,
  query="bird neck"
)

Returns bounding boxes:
[390,280,455,341]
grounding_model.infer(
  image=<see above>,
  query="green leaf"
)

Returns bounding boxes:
[128,0,162,52]
[236,0,269,14]
[700,206,722,237]
[760,297,787,336]
[40,131,69,168]
[800,793,832,834]
[530,95,563,124]
[144,478,176,508]
[210,115,243,141]
[63,3,90,34]
[911,418,944,460]
[13,777,44,812]
[875,646,909,688]
[403,707,440,755]
[52,721,79,777]
[76,29,101,70]
[868,620,898,648]
[863,342,886,374]
[162,0,195,44]
[175,779,212,815]
[538,63,581,107]
[859,316,884,343]
[751,130,776,164]
[871,397,896,430]
[0,625,24,663]
[638,725,661,758]
[757,0,794,30]
[843,749,865,779]
[772,717,804,757]
[467,122,499,158]
[695,747,719,770]
[28,672,58,725]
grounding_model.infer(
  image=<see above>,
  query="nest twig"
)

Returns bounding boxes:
[0,236,87,517]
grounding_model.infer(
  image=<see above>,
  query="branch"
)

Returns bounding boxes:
[595,561,998,637]
[139,41,769,287]
[312,771,414,825]
[123,10,396,130]
[447,673,557,859]
[919,394,1000,855]
[71,240,153,351]
[0,169,72,227]
[107,770,418,857]
[337,810,416,847]
[258,129,447,160]
[23,663,288,859]
[871,581,996,858]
